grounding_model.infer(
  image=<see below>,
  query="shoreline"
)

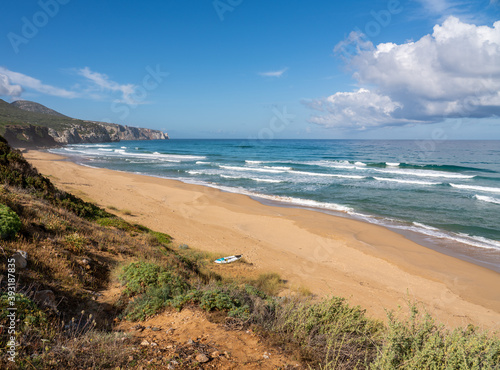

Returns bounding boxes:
[24,149,500,330]
[51,146,500,275]
[75,157,500,274]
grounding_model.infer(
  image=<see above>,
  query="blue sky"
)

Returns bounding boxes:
[1,0,499,139]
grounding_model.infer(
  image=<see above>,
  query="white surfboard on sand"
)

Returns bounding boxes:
[214,254,242,264]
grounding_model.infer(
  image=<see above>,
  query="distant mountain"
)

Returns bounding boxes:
[11,100,69,118]
[0,99,168,148]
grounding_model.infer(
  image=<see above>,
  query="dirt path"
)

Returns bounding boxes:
[98,283,301,369]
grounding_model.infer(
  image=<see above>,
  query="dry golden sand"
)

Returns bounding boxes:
[25,150,500,330]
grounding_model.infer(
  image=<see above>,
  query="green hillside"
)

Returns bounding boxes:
[0,99,101,134]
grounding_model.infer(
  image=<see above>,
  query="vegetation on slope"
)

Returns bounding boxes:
[0,137,498,369]
[0,99,97,134]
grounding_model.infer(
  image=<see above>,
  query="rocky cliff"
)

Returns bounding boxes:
[99,122,169,141]
[0,99,169,147]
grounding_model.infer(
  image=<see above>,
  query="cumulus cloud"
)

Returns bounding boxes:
[77,67,138,104]
[307,17,500,130]
[0,66,77,99]
[258,68,288,77]
[305,88,412,129]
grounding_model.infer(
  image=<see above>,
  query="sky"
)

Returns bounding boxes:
[1,0,499,139]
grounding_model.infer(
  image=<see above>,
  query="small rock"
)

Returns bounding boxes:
[187,339,195,345]
[132,324,145,332]
[12,251,28,269]
[211,351,220,358]
[195,354,209,363]
[140,340,150,346]
[179,244,189,250]
[128,356,134,361]
[150,342,158,346]
[151,327,161,331]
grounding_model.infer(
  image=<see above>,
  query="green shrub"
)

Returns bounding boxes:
[119,261,190,320]
[199,289,236,311]
[148,230,172,246]
[123,286,176,321]
[120,261,187,296]
[371,305,500,369]
[96,217,133,231]
[0,203,21,239]
[270,296,383,367]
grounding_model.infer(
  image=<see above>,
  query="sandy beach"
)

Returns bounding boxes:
[24,150,500,330]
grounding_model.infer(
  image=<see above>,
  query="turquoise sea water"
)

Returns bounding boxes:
[51,139,500,272]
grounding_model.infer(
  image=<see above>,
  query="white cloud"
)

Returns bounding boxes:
[0,73,23,98]
[0,66,143,105]
[0,66,77,99]
[416,0,457,16]
[77,67,138,105]
[305,88,414,130]
[258,68,288,77]
[307,17,500,130]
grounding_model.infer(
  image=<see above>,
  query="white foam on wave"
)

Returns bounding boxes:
[176,180,354,214]
[97,148,113,152]
[245,160,265,164]
[474,195,500,204]
[375,168,474,179]
[117,151,202,162]
[196,161,211,165]
[354,161,367,166]
[73,144,112,148]
[220,165,285,174]
[373,177,441,186]
[450,184,500,194]
[263,166,292,171]
[288,170,365,180]
[259,195,354,212]
[386,162,400,167]
[304,160,357,169]
[392,222,500,251]
[225,189,354,212]
[412,222,439,231]
[221,174,283,183]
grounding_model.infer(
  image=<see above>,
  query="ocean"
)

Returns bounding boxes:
[50,139,500,272]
